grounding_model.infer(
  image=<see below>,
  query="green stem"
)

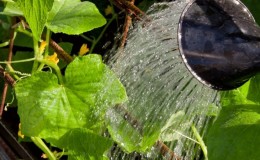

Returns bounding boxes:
[31,137,56,160]
[80,34,93,42]
[89,14,117,54]
[16,27,33,37]
[32,38,40,73]
[37,59,64,84]
[191,124,208,160]
[0,41,10,48]
[44,29,51,57]
[0,58,35,64]
[6,64,21,80]
[37,29,51,71]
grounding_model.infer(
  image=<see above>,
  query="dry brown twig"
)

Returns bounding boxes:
[0,18,16,117]
[48,39,73,64]
[110,0,146,50]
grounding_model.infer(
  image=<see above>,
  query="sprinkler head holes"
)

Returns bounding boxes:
[178,0,260,90]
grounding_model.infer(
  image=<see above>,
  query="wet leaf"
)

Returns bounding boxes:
[106,108,142,153]
[15,54,127,142]
[160,111,190,142]
[247,75,260,104]
[106,107,160,153]
[220,80,253,107]
[56,128,113,160]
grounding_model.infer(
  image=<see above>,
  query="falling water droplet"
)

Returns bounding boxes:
[107,1,220,159]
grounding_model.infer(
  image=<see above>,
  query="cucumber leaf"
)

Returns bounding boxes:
[56,128,113,160]
[46,0,106,35]
[16,0,54,40]
[206,104,260,160]
[15,54,127,142]
[207,74,260,160]
[1,1,23,16]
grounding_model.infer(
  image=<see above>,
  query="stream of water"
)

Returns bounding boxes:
[107,1,220,159]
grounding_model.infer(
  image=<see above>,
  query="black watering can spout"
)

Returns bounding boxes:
[178,0,260,90]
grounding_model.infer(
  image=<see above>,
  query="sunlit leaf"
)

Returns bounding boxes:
[220,80,254,107]
[16,0,54,40]
[1,1,23,16]
[46,0,106,35]
[246,75,260,104]
[15,54,127,142]
[206,105,260,160]
[56,128,113,160]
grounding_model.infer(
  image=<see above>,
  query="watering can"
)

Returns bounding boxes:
[178,0,260,90]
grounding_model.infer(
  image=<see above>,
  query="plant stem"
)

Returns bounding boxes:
[37,29,51,71]
[31,137,56,160]
[80,34,93,43]
[110,0,145,17]
[1,19,16,117]
[119,6,132,50]
[44,29,51,57]
[49,39,73,63]
[191,124,208,160]
[89,14,117,54]
[6,64,21,80]
[0,66,15,87]
[32,38,40,73]
[0,58,36,64]
[37,59,64,84]
[0,83,8,117]
[16,27,33,37]
[16,27,73,64]
[155,141,181,160]
[0,41,10,48]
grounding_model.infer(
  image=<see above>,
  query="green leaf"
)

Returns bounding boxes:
[106,107,160,153]
[160,111,190,142]
[220,80,254,107]
[206,105,260,160]
[15,54,127,142]
[0,15,11,40]
[209,73,260,160]
[12,51,34,73]
[16,0,54,40]
[1,1,23,16]
[106,108,142,153]
[56,128,113,160]
[221,74,260,107]
[14,33,33,48]
[46,0,106,35]
[246,75,260,104]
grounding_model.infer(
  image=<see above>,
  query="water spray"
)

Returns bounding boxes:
[108,0,258,159]
[178,0,260,90]
[108,1,219,159]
